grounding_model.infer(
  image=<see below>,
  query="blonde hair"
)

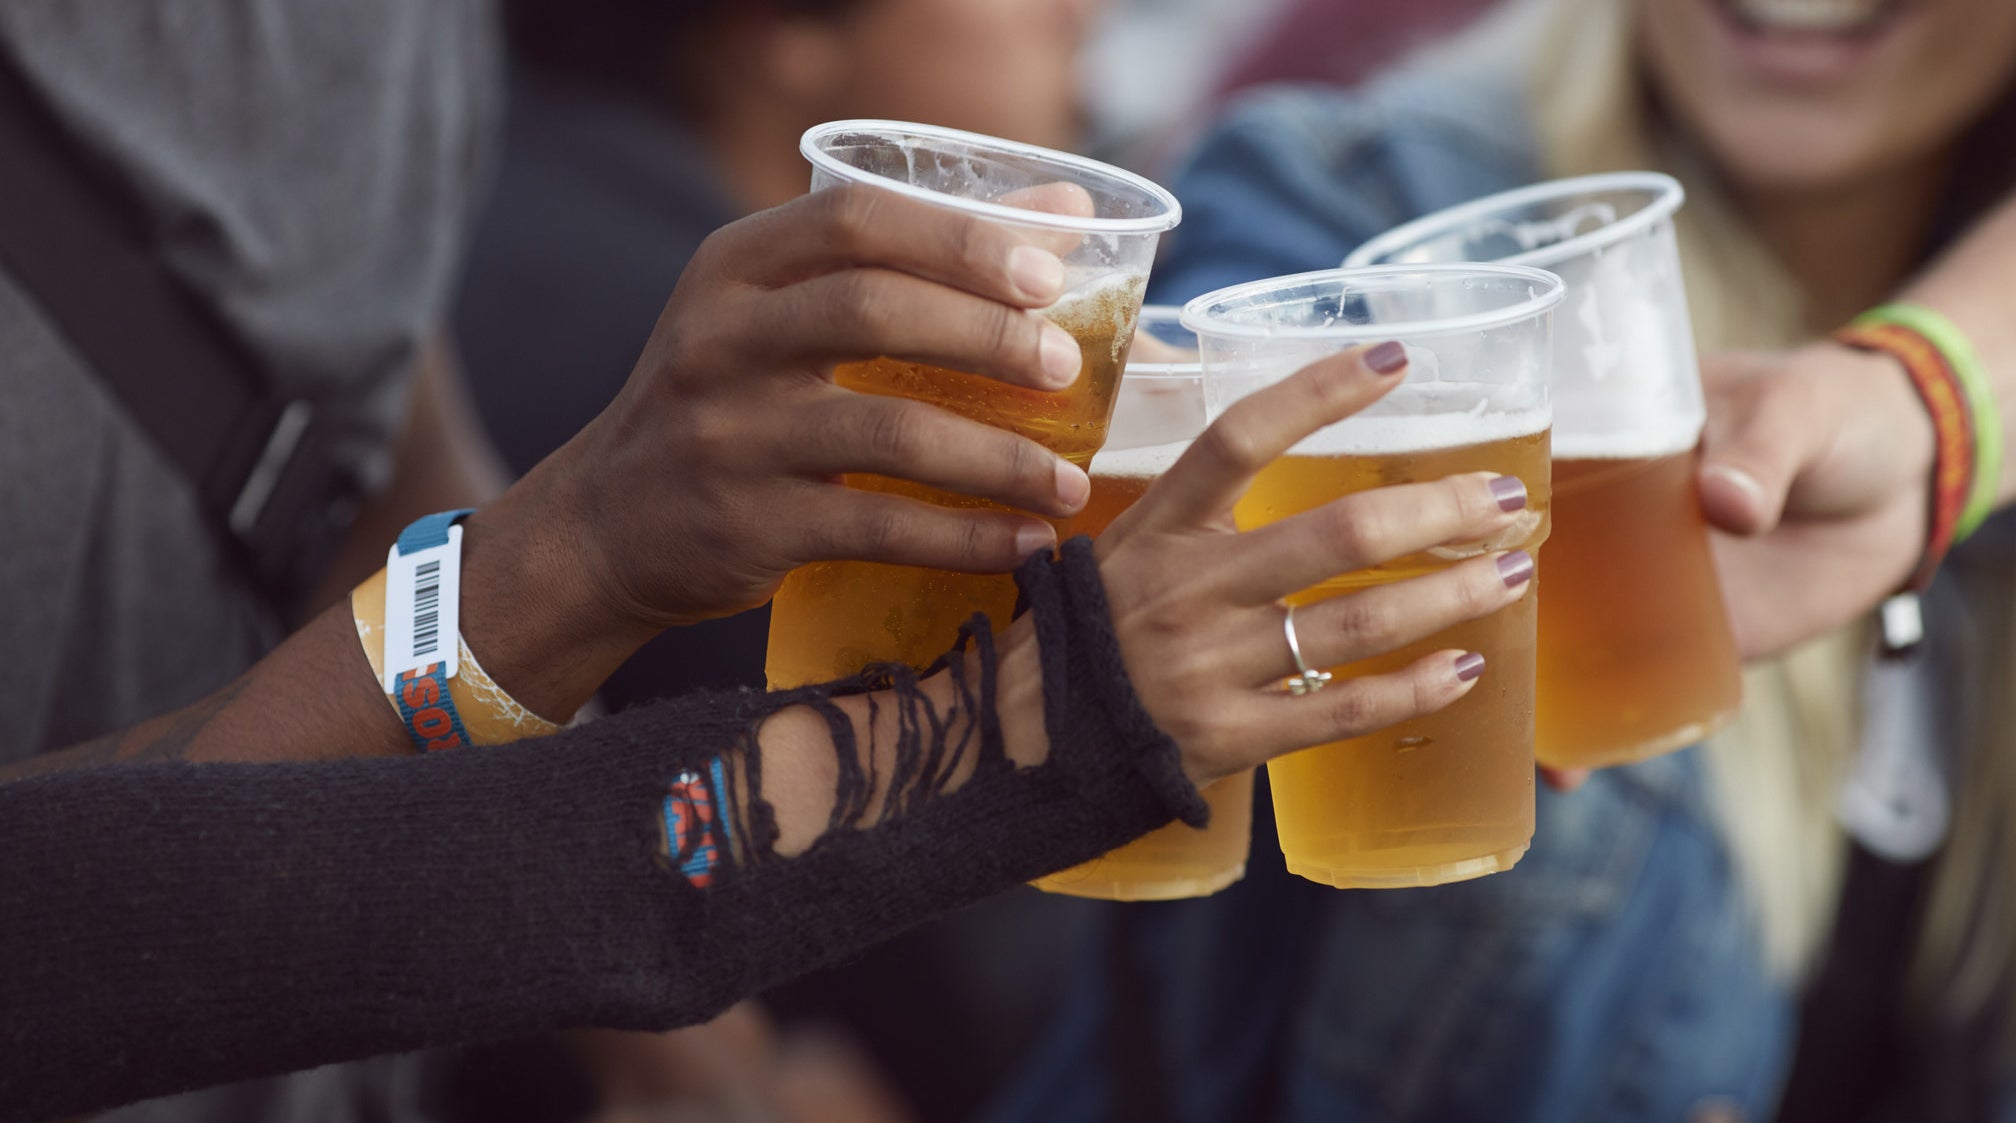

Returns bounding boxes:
[1444,0,2016,1022]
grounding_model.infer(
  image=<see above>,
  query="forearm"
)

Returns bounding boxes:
[1898,189,2016,506]
[1,604,406,781]
[0,583,1192,1122]
[5,470,653,783]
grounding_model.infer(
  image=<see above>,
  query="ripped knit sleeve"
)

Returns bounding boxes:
[0,537,1203,1123]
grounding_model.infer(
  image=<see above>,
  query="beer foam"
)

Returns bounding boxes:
[1048,269,1151,365]
[1091,440,1188,479]
[1283,405,1552,457]
[1552,416,1703,460]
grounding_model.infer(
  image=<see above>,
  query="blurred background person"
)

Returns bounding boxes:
[987,0,2016,1121]
[453,1,1109,1118]
[453,0,1098,702]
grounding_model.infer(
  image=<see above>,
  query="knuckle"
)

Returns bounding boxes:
[957,514,994,564]
[1195,416,1267,477]
[1456,565,1501,616]
[1455,475,1498,526]
[985,303,1031,364]
[1322,500,1385,562]
[686,225,733,277]
[1325,686,1382,737]
[951,214,1000,279]
[684,399,737,457]
[831,271,891,330]
[822,184,881,250]
[861,401,927,464]
[1003,434,1050,493]
[853,506,902,559]
[1334,594,1398,650]
[1410,666,1450,715]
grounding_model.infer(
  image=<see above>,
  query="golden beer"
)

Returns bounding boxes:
[1236,426,1551,889]
[1030,451,1255,900]
[765,273,1146,689]
[1535,450,1740,768]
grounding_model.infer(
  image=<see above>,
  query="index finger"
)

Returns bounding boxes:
[722,183,1089,309]
[1134,342,1410,530]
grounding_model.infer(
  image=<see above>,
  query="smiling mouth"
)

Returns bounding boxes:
[1718,0,1906,35]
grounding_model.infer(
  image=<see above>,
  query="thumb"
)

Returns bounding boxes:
[1698,376,1814,537]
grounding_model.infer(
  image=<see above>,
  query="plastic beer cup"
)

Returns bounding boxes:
[1184,265,1562,889]
[765,120,1181,690]
[1347,172,1742,768]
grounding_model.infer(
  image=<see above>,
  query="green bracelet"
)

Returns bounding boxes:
[1855,302,2002,541]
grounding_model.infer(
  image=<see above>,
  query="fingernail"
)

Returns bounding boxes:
[1488,475,1527,512]
[1040,324,1081,388]
[1365,341,1408,374]
[1054,459,1089,509]
[1496,550,1534,588]
[1008,245,1066,302]
[1704,463,1765,506]
[1015,522,1056,557]
[1454,652,1486,682]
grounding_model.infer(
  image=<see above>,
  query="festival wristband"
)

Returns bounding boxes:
[1835,318,1973,593]
[1852,303,2002,541]
[351,513,562,750]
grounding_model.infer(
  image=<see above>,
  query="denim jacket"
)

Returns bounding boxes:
[987,67,1793,1123]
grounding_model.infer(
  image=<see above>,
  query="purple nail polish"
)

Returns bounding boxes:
[1365,341,1408,374]
[1496,550,1534,588]
[1454,652,1486,682]
[1488,475,1527,512]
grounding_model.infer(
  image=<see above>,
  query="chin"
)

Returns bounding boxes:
[1691,108,1891,195]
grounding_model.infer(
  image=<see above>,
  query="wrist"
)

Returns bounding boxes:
[990,616,1050,771]
[456,482,659,723]
[1830,341,1939,492]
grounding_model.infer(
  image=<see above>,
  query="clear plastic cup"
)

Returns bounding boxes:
[1184,265,1563,889]
[1347,172,1742,768]
[1030,308,1254,901]
[765,121,1180,691]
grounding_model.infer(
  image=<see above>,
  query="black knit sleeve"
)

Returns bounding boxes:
[0,537,1205,1122]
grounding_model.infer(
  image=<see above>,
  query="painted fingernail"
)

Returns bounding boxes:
[1488,475,1527,512]
[1454,652,1486,682]
[1365,341,1408,374]
[1008,245,1066,301]
[1015,522,1056,557]
[1055,458,1090,509]
[1040,324,1081,387]
[1496,550,1534,588]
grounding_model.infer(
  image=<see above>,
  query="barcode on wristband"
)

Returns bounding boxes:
[411,559,442,660]
[383,528,463,690]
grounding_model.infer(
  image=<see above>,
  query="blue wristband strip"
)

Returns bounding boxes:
[395,507,477,556]
[393,661,472,753]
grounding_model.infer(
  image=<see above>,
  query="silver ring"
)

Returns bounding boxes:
[1282,604,1332,696]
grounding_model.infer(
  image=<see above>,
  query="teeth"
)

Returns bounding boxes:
[1730,0,1891,32]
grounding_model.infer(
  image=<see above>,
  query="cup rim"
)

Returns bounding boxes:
[1342,171,1683,271]
[1179,264,1567,343]
[801,119,1182,235]
[1125,305,1203,380]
